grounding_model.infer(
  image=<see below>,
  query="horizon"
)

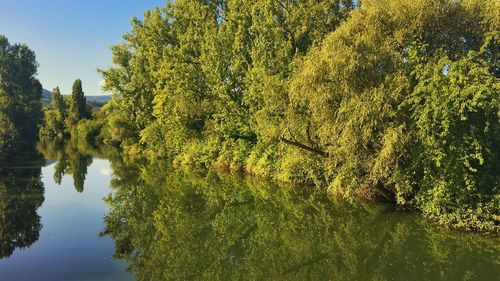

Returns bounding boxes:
[0,0,166,96]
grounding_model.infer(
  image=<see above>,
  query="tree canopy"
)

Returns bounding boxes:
[0,35,43,161]
[96,0,499,231]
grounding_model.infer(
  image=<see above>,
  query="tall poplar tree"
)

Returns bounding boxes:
[51,86,65,118]
[68,79,89,124]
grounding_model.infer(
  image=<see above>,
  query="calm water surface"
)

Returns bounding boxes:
[0,142,498,281]
[0,158,133,281]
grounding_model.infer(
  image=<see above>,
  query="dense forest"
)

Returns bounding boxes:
[3,0,499,232]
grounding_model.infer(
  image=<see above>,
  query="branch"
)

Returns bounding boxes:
[280,137,329,158]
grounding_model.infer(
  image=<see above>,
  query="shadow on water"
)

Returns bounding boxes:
[101,160,500,281]
[0,154,44,259]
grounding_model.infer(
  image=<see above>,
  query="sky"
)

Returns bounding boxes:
[0,0,166,96]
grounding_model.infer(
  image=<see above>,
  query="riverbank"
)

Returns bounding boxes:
[2,143,498,280]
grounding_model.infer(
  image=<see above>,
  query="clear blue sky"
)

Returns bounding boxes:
[0,0,166,96]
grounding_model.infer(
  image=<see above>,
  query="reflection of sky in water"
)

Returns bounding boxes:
[0,159,134,281]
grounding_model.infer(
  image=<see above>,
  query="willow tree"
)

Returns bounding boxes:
[242,0,354,177]
[101,0,354,163]
[99,0,498,230]
[287,0,499,230]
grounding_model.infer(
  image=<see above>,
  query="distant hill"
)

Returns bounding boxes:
[42,88,51,98]
[86,95,113,105]
[41,89,52,107]
[41,88,112,109]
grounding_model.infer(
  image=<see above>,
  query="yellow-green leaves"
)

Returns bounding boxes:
[99,0,499,231]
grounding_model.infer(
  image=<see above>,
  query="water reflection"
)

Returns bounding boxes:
[103,161,500,281]
[4,138,496,280]
[0,136,140,281]
[37,138,92,192]
[0,157,44,259]
[0,137,98,259]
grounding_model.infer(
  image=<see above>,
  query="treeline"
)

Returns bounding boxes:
[75,0,500,230]
[40,79,107,143]
[0,35,44,161]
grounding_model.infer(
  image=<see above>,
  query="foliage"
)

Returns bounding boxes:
[67,79,91,124]
[98,0,499,230]
[407,50,499,230]
[0,35,43,161]
[285,0,499,230]
[40,80,104,144]
[39,87,66,138]
[99,0,354,158]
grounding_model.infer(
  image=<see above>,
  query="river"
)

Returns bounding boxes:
[0,141,498,281]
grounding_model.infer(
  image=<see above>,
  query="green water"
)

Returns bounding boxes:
[0,140,498,281]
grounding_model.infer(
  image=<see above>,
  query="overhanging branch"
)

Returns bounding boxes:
[280,137,329,158]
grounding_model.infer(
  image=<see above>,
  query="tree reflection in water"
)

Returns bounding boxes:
[37,138,93,193]
[102,160,500,281]
[6,138,497,280]
[0,156,44,259]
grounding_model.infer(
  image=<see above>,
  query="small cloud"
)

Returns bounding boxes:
[99,168,112,176]
[98,79,106,89]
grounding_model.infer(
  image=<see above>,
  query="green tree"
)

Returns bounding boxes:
[40,86,67,138]
[99,7,172,150]
[99,0,499,230]
[286,0,499,229]
[0,35,43,161]
[52,86,65,118]
[67,79,90,125]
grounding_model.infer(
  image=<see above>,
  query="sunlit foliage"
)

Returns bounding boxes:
[99,0,499,230]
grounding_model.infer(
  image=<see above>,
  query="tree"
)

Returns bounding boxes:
[0,35,43,161]
[40,86,67,138]
[52,86,65,118]
[99,0,498,230]
[67,79,90,124]
[286,0,499,230]
[99,7,172,150]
